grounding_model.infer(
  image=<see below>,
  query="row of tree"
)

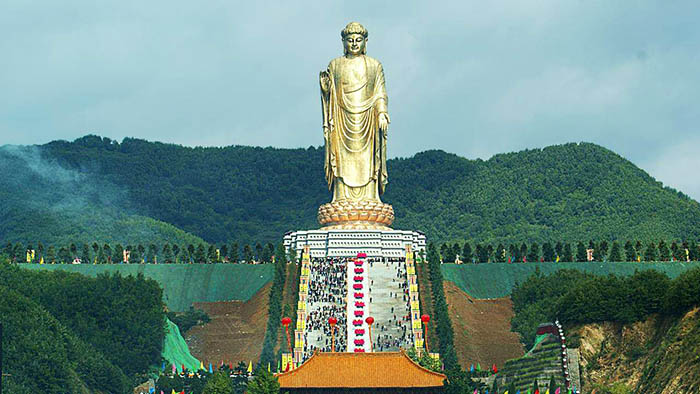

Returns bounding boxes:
[259,244,289,367]
[440,239,700,263]
[2,240,289,264]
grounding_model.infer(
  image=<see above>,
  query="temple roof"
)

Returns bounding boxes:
[276,350,447,389]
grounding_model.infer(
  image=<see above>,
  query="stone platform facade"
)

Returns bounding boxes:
[284,229,426,259]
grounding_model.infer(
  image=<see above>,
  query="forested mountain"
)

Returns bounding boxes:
[4,135,700,245]
[0,144,206,246]
[0,263,165,393]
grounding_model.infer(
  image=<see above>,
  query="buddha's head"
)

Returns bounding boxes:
[341,22,368,56]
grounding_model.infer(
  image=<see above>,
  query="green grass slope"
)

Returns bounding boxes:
[27,136,700,245]
[442,261,700,299]
[0,144,206,246]
[22,263,274,311]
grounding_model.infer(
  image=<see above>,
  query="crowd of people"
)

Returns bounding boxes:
[304,257,348,357]
[367,257,414,351]
[299,254,418,358]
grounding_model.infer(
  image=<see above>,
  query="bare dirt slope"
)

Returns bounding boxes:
[573,307,700,394]
[444,281,524,368]
[185,283,271,366]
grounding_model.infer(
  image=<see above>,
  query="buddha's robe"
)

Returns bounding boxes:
[321,55,388,203]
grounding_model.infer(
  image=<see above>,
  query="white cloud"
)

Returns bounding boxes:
[0,0,699,201]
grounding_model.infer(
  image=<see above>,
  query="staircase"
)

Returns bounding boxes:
[290,246,426,368]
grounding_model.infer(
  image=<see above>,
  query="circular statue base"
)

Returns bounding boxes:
[318,200,394,230]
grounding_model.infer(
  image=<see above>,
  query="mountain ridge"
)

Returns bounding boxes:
[2,135,699,245]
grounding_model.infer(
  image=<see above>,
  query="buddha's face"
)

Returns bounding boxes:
[343,33,366,56]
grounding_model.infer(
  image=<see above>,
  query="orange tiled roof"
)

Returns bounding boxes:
[276,350,446,388]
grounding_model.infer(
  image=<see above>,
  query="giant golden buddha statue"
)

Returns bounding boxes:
[317,22,394,229]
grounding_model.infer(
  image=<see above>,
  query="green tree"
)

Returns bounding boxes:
[230,242,239,263]
[554,241,563,259]
[102,243,112,263]
[195,244,207,264]
[13,242,24,261]
[528,242,540,262]
[147,243,157,263]
[262,242,274,263]
[542,242,554,262]
[548,375,558,393]
[597,240,609,261]
[635,240,643,258]
[255,242,263,262]
[3,242,13,258]
[137,244,146,262]
[80,243,91,263]
[207,244,217,263]
[202,370,235,394]
[58,246,71,263]
[113,243,124,263]
[670,241,682,261]
[509,244,518,263]
[609,241,622,262]
[658,240,670,261]
[162,243,174,264]
[689,241,699,261]
[246,368,280,394]
[476,244,489,263]
[69,242,78,258]
[562,243,573,262]
[243,244,254,263]
[495,243,506,262]
[172,244,180,262]
[130,244,142,263]
[462,242,473,263]
[575,241,587,262]
[624,241,636,261]
[644,242,657,262]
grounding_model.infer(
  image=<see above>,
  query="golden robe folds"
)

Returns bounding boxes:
[321,55,388,203]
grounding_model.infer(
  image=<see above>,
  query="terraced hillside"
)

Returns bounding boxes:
[442,262,700,299]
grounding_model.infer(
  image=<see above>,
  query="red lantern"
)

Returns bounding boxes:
[280,317,293,354]
[328,317,337,326]
[365,316,375,352]
[421,314,431,353]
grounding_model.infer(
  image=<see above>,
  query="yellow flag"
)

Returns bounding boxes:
[267,362,270,372]
[171,390,177,394]
[247,361,253,373]
[200,361,204,370]
[26,251,31,262]
[40,257,44,265]
[504,391,509,394]
[555,255,560,262]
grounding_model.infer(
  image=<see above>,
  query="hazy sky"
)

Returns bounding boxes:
[1,1,699,200]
